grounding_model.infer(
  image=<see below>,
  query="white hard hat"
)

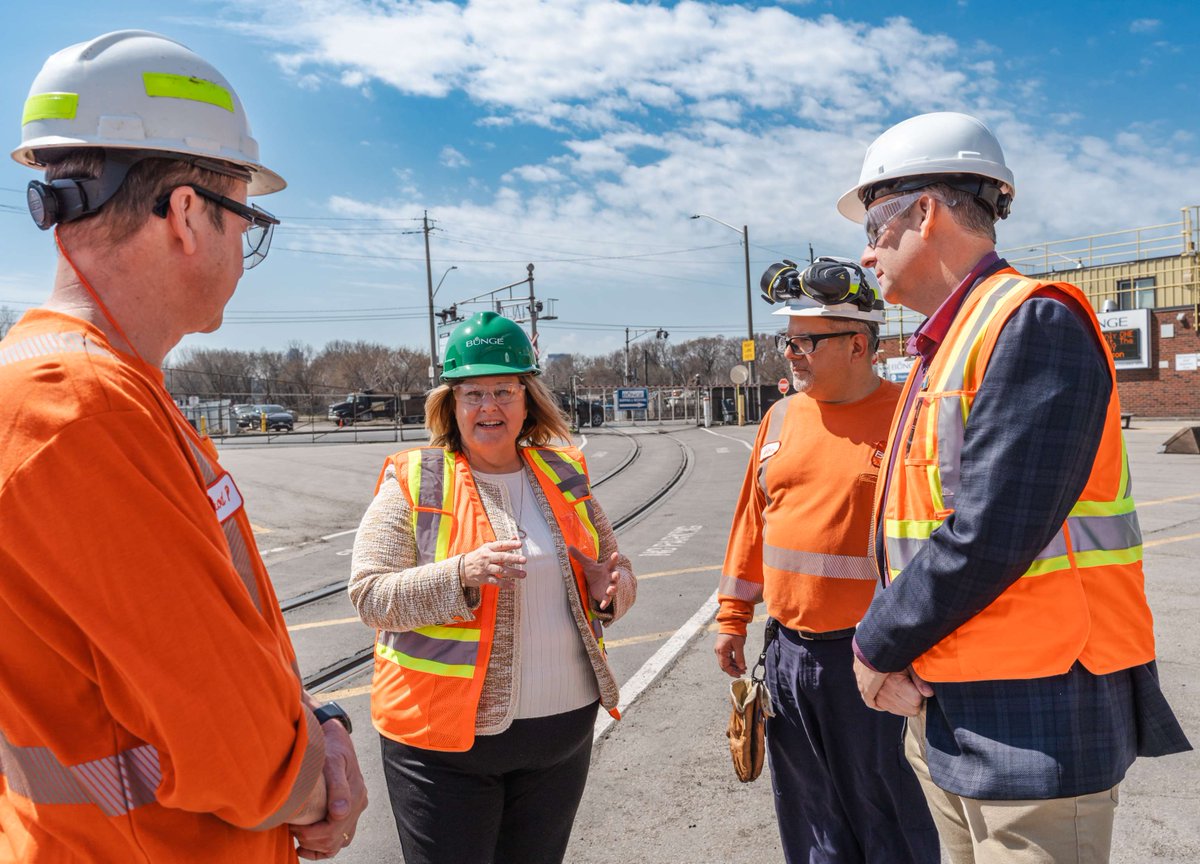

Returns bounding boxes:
[838,112,1013,222]
[772,296,885,324]
[13,30,284,195]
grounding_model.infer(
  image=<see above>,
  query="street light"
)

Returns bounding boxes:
[690,213,756,421]
[427,265,457,388]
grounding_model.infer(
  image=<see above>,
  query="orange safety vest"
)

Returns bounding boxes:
[370,445,616,752]
[878,270,1156,682]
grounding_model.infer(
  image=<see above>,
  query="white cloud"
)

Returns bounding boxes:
[1129,18,1160,34]
[440,146,470,168]
[219,1,1200,353]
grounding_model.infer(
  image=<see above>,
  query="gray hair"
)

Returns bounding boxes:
[923,182,997,242]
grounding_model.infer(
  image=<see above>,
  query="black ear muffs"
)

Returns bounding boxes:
[24,151,141,230]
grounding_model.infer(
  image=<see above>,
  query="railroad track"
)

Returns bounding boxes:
[300,431,693,694]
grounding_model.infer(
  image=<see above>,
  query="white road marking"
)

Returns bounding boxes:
[260,527,357,558]
[593,589,720,744]
[715,446,730,453]
[701,427,753,451]
[579,433,589,450]
[639,525,703,557]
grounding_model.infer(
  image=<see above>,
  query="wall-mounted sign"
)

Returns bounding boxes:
[1097,308,1152,370]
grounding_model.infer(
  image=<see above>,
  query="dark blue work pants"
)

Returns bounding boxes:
[765,627,940,864]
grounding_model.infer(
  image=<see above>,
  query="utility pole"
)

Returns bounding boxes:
[526,263,537,345]
[741,223,756,423]
[422,211,437,389]
[624,327,630,385]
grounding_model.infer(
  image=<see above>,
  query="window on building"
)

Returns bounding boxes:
[1115,276,1156,310]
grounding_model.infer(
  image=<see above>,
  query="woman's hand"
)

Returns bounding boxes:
[567,546,620,610]
[461,539,527,590]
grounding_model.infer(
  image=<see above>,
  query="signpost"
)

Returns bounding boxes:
[777,377,789,395]
[730,365,749,427]
[615,387,649,421]
[741,339,756,362]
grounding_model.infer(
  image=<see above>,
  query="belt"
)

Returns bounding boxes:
[782,624,857,642]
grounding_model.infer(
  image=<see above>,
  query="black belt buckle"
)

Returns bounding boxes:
[795,626,857,642]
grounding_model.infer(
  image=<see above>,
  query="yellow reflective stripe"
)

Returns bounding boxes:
[556,449,586,475]
[1074,545,1142,569]
[527,449,561,485]
[436,451,455,559]
[408,454,423,537]
[1118,437,1131,501]
[1069,497,1136,518]
[142,72,234,112]
[22,92,78,124]
[377,641,474,678]
[1023,554,1071,577]
[885,519,942,540]
[574,500,600,552]
[414,624,480,642]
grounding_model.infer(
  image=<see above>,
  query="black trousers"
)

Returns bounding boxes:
[380,700,599,864]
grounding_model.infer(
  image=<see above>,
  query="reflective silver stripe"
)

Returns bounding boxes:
[758,398,790,503]
[1069,510,1142,553]
[0,731,161,816]
[1038,527,1070,561]
[0,331,112,368]
[414,508,442,565]
[178,434,263,614]
[718,574,764,603]
[936,277,1024,504]
[418,449,446,511]
[763,543,876,581]
[885,535,924,570]
[379,629,479,666]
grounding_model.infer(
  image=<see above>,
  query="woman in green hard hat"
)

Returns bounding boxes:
[349,311,636,864]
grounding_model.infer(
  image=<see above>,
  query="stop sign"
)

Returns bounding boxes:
[777,377,789,395]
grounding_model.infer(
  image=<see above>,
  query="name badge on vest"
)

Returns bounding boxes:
[207,473,244,524]
[759,441,781,461]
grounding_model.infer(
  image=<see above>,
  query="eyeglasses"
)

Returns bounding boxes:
[453,383,526,406]
[152,184,280,269]
[775,332,858,356]
[864,190,923,249]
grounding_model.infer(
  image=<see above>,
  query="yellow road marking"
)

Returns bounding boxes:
[250,523,272,534]
[288,616,363,633]
[1138,493,1200,507]
[1144,532,1200,548]
[321,684,372,700]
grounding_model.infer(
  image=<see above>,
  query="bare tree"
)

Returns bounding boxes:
[0,305,19,341]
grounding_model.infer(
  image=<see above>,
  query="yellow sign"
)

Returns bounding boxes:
[741,339,756,362]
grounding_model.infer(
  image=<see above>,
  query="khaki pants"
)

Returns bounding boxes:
[905,706,1118,864]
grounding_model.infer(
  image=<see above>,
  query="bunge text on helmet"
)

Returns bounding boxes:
[837,112,1015,224]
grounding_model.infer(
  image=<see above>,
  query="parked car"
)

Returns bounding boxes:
[555,393,605,427]
[327,391,399,425]
[238,403,295,432]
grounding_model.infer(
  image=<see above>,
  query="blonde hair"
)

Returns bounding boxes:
[426,374,572,453]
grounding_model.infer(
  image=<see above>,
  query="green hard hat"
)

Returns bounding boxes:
[442,311,540,380]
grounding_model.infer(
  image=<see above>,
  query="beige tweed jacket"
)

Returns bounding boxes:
[349,455,636,736]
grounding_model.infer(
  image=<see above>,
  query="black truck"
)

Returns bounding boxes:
[327,391,399,425]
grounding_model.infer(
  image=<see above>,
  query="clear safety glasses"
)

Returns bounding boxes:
[864,190,923,249]
[152,184,279,269]
[454,383,526,406]
[775,332,858,356]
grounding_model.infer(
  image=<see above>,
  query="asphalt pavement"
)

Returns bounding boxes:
[224,418,1200,863]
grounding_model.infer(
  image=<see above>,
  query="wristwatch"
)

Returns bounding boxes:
[313,701,353,734]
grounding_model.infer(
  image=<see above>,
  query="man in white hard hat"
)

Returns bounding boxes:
[0,31,366,861]
[842,112,1190,863]
[715,259,938,864]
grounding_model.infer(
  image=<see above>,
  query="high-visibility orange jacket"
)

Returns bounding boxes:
[878,271,1156,681]
[718,383,899,636]
[0,311,323,863]
[371,445,618,752]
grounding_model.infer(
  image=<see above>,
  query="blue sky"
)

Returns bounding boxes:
[2,0,1198,361]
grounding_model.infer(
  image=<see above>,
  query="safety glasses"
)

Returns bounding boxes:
[453,383,526,406]
[153,184,279,269]
[775,332,858,356]
[864,190,924,249]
